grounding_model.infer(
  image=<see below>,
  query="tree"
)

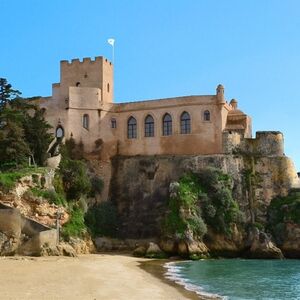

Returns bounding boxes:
[0,78,53,168]
[0,108,30,168]
[22,108,53,165]
[0,78,21,109]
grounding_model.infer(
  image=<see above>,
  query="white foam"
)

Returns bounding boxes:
[164,261,227,300]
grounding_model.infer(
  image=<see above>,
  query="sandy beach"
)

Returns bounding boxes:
[0,254,195,300]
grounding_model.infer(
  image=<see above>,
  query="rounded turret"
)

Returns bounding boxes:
[230,98,238,110]
[216,84,225,103]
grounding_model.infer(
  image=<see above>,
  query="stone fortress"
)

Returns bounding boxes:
[32,55,278,161]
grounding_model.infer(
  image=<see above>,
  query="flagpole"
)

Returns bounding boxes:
[107,38,115,65]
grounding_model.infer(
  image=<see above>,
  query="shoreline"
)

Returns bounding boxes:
[0,254,194,300]
[140,259,221,300]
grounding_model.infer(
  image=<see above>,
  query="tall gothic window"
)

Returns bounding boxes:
[204,110,210,121]
[163,113,172,136]
[144,115,154,137]
[83,114,89,130]
[128,116,137,139]
[180,111,191,134]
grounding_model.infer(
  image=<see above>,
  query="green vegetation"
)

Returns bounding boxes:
[61,206,87,240]
[0,79,107,241]
[58,138,105,239]
[0,167,47,192]
[267,190,300,243]
[0,78,53,169]
[59,158,92,201]
[164,169,244,240]
[85,201,118,237]
[164,173,207,240]
[30,187,67,207]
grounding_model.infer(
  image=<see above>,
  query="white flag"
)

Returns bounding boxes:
[108,38,115,46]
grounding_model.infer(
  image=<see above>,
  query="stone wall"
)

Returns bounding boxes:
[110,153,299,239]
[0,204,57,256]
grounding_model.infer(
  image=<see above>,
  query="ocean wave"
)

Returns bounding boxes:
[164,261,226,300]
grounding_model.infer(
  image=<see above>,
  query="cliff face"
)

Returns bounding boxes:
[110,153,299,240]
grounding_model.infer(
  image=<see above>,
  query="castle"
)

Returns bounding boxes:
[34,55,284,161]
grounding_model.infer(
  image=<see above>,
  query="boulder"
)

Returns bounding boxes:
[247,228,283,259]
[57,243,77,257]
[69,237,96,254]
[187,240,209,258]
[276,223,300,258]
[177,239,209,259]
[94,237,113,251]
[145,242,166,258]
[159,239,176,254]
[0,232,19,256]
[133,246,147,257]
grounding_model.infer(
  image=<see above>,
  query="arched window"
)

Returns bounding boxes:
[163,113,172,136]
[180,111,191,134]
[76,82,81,87]
[107,83,110,93]
[128,116,137,139]
[83,114,89,130]
[204,110,210,121]
[56,126,64,138]
[145,115,154,137]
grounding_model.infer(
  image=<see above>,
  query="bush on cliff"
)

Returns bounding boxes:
[61,205,87,240]
[164,173,207,240]
[267,191,300,243]
[30,187,67,207]
[164,169,244,240]
[59,158,91,201]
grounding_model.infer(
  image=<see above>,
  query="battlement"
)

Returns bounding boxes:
[223,131,284,156]
[60,56,112,66]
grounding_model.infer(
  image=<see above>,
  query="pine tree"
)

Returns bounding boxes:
[0,108,30,168]
[23,108,53,165]
[0,78,21,109]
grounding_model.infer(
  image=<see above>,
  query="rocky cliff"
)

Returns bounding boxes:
[109,151,299,257]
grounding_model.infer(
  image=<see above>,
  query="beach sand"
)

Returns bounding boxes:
[0,254,195,300]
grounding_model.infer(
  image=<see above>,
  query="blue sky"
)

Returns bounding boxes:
[1,0,299,170]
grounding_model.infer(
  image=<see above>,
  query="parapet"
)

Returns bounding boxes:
[223,130,284,156]
[60,56,113,66]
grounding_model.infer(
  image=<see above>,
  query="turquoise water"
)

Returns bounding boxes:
[165,259,300,300]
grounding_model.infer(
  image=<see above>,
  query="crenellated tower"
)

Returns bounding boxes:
[59,56,113,104]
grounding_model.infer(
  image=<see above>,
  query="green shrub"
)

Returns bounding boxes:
[53,173,65,196]
[61,206,87,240]
[59,158,91,201]
[164,173,207,240]
[267,191,300,243]
[30,187,67,206]
[85,201,118,237]
[164,169,243,240]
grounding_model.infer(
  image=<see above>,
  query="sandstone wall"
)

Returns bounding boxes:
[110,153,298,239]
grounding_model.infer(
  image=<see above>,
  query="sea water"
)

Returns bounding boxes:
[165,259,300,300]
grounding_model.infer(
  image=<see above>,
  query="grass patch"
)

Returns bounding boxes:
[0,167,48,192]
[61,206,87,240]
